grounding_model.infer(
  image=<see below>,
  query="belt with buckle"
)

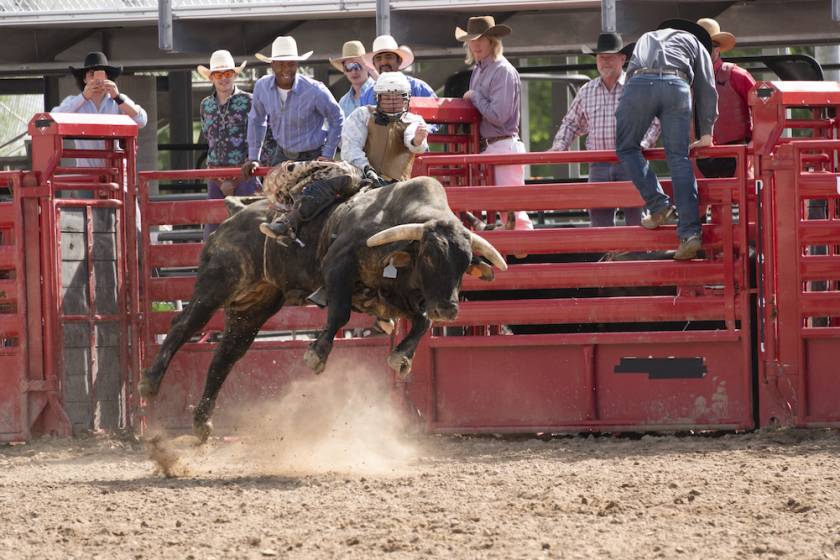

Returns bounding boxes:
[631,67,690,82]
[278,147,322,161]
[480,135,515,150]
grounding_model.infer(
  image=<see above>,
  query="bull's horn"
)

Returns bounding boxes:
[469,232,508,271]
[366,224,425,247]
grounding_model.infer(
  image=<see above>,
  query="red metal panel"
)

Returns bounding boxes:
[474,225,731,255]
[445,180,740,211]
[425,338,751,432]
[149,243,203,268]
[146,200,228,226]
[462,261,727,291]
[800,256,840,281]
[28,112,139,138]
[450,297,733,326]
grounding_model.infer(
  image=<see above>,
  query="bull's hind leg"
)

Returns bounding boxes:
[139,288,228,399]
[192,292,285,442]
[387,314,432,379]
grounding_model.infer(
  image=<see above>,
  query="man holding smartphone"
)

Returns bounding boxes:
[53,51,148,170]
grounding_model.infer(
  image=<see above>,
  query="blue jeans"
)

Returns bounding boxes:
[616,75,701,240]
[588,162,642,227]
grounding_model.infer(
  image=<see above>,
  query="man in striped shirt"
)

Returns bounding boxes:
[550,32,660,227]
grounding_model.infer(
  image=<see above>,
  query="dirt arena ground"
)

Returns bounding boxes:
[2,374,838,560]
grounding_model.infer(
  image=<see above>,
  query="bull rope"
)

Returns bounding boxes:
[262,208,279,284]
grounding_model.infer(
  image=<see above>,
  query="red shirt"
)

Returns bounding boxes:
[714,58,756,106]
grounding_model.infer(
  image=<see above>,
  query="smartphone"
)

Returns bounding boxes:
[93,70,107,82]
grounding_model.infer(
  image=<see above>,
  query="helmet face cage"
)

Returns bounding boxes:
[376,91,410,119]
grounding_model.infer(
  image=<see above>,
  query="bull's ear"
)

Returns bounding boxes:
[466,261,495,281]
[383,251,412,269]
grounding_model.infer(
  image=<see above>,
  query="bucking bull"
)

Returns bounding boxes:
[138,164,507,441]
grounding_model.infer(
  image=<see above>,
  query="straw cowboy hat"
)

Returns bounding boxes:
[255,36,313,63]
[69,51,122,81]
[454,16,512,42]
[196,50,247,80]
[363,35,414,69]
[657,18,713,53]
[697,18,737,52]
[329,40,366,73]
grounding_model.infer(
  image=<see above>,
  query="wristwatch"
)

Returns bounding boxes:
[114,94,126,105]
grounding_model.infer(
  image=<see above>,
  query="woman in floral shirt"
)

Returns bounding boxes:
[198,50,259,239]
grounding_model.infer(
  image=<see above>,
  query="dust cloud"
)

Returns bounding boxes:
[145,361,419,478]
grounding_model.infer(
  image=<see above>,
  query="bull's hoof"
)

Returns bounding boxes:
[303,348,326,374]
[138,375,159,399]
[387,351,413,380]
[193,419,213,444]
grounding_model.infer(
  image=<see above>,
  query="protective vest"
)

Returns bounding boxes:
[713,62,751,145]
[364,108,415,182]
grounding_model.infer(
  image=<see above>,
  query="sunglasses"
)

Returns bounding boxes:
[343,62,362,73]
[211,70,236,79]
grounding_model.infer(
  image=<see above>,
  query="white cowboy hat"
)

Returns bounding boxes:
[697,18,736,53]
[255,36,313,63]
[329,40,367,73]
[362,35,414,70]
[196,50,247,80]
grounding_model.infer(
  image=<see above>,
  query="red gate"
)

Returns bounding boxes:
[0,172,32,442]
[26,112,138,436]
[752,81,840,427]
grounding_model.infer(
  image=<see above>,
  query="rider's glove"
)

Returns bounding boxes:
[363,166,387,188]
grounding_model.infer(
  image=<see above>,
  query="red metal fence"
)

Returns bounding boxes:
[410,145,755,432]
[3,86,840,440]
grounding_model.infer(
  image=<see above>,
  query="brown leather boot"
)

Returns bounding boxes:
[641,206,677,229]
[674,235,702,260]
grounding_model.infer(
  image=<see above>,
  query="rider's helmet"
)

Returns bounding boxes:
[374,71,411,121]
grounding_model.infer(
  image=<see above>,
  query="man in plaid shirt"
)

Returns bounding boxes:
[550,32,660,227]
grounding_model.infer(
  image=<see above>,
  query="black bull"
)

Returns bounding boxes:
[138,176,507,441]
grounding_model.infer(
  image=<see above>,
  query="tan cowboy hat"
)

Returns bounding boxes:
[697,18,736,52]
[196,50,247,80]
[329,40,366,73]
[454,16,512,42]
[255,36,313,63]
[362,35,414,69]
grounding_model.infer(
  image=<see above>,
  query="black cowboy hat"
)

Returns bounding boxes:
[619,41,636,58]
[583,32,626,54]
[657,19,714,53]
[69,51,123,81]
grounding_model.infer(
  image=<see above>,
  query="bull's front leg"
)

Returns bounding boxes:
[303,263,355,374]
[387,313,432,379]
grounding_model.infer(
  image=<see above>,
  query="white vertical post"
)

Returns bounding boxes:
[601,0,616,32]
[158,0,173,51]
[376,0,390,36]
